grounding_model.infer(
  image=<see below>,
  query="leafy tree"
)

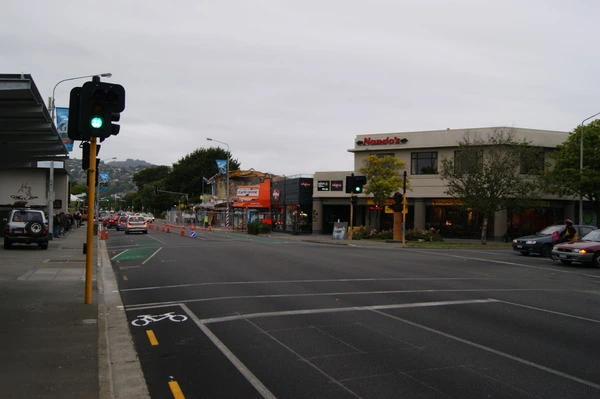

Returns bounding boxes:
[165,147,240,200]
[132,166,171,190]
[543,119,600,223]
[359,154,406,229]
[70,182,88,195]
[439,129,544,244]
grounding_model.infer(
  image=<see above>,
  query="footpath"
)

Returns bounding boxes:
[0,224,147,399]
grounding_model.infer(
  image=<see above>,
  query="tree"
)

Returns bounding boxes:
[165,148,240,199]
[543,119,600,224]
[132,166,171,190]
[359,154,406,229]
[439,129,544,244]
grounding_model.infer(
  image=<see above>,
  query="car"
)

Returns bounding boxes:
[115,215,129,231]
[103,214,119,228]
[3,207,49,250]
[511,224,596,257]
[125,216,148,234]
[551,229,600,266]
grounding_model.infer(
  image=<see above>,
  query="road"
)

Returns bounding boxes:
[105,227,600,398]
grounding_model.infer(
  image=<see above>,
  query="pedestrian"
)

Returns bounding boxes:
[558,219,577,243]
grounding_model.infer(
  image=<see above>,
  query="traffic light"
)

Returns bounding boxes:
[353,176,367,193]
[346,175,367,193]
[67,87,82,140]
[78,80,125,140]
[393,192,403,211]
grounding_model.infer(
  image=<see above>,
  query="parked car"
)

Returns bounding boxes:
[115,215,129,231]
[3,207,49,250]
[512,224,596,257]
[551,229,600,266]
[125,216,148,234]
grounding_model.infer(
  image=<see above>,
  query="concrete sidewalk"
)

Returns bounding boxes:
[0,224,147,399]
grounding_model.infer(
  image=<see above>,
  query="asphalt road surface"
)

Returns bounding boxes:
[105,228,600,398]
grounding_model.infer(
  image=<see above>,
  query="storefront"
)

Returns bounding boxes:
[231,180,271,230]
[271,176,313,234]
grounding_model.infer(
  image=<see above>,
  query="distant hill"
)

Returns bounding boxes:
[66,158,158,197]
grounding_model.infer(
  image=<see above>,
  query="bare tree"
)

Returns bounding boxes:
[439,129,544,244]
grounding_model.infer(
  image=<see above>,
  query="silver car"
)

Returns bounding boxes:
[124,216,148,234]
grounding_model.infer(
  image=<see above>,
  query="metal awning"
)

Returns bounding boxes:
[0,74,69,168]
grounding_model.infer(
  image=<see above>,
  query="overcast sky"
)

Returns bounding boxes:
[3,1,599,176]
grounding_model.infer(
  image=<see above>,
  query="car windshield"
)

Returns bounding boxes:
[581,230,600,242]
[539,225,563,235]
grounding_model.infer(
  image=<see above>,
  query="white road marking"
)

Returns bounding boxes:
[178,304,277,399]
[199,299,498,324]
[370,307,600,391]
[123,288,562,311]
[119,277,510,292]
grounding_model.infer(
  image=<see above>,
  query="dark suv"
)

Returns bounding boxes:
[3,208,49,250]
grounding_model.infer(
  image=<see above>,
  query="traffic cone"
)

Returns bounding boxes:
[180,227,185,236]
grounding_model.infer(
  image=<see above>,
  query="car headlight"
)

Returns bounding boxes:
[573,249,587,254]
[525,240,537,244]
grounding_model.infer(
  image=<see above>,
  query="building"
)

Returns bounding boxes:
[0,74,70,238]
[312,126,586,240]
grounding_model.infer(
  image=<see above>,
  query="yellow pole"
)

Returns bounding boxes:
[84,138,97,304]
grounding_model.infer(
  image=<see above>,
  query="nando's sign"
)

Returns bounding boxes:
[356,136,408,146]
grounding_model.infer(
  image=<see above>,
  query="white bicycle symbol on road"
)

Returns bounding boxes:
[131,312,188,327]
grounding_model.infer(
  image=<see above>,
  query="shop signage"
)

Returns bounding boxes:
[356,137,408,146]
[432,199,464,206]
[331,180,343,191]
[272,188,281,201]
[300,181,312,188]
[332,222,348,240]
[237,186,259,197]
[317,181,330,191]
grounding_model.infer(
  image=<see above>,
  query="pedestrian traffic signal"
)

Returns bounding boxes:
[78,79,125,140]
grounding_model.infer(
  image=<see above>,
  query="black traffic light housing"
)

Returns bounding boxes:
[393,192,403,211]
[78,78,125,140]
[346,175,367,193]
[67,87,82,140]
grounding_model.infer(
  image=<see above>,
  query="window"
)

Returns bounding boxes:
[453,150,483,174]
[411,152,438,174]
[520,149,544,174]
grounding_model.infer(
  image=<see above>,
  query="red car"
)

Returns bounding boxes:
[103,214,119,228]
[551,229,600,266]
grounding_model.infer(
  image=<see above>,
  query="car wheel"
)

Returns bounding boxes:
[541,244,552,257]
[592,252,600,268]
[143,230,148,234]
[520,251,529,256]
[4,239,12,249]
[125,231,129,235]
[559,260,572,265]
[39,243,48,250]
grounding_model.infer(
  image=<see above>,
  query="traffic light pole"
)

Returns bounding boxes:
[84,138,97,304]
[349,195,355,242]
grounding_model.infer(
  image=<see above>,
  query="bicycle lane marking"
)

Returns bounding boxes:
[111,247,162,262]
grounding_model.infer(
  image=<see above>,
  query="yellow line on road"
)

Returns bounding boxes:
[168,380,185,399]
[146,330,159,346]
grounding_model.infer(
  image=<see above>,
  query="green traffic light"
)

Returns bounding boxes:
[90,116,104,129]
[354,186,361,193]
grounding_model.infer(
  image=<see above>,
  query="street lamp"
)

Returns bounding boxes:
[50,73,112,122]
[206,137,230,228]
[579,111,600,225]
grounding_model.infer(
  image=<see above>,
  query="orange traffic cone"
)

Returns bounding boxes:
[180,227,185,236]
